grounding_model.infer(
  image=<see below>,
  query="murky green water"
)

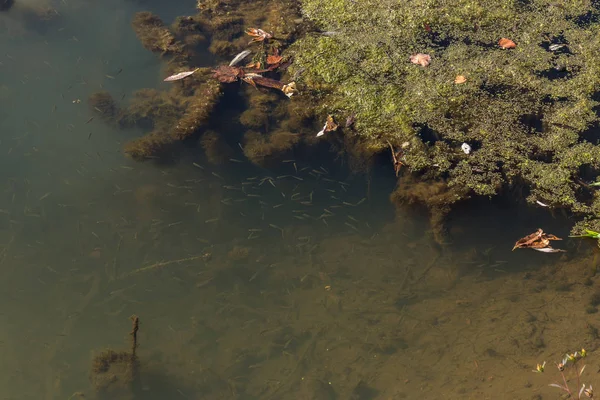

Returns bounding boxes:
[0,1,598,400]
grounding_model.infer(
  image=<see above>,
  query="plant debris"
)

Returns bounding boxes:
[229,50,252,67]
[246,28,273,43]
[163,68,199,82]
[454,75,467,84]
[498,38,516,49]
[513,229,564,252]
[409,53,431,67]
[316,115,338,137]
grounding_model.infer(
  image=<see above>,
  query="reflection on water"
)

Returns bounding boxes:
[0,1,598,400]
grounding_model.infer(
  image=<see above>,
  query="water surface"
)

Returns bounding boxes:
[0,1,596,400]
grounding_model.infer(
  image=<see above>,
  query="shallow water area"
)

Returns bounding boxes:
[0,1,598,400]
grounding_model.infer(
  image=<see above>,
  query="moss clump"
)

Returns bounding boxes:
[292,0,600,231]
[124,130,173,160]
[88,91,120,123]
[172,80,222,140]
[243,130,300,166]
[201,130,233,164]
[132,12,184,55]
[119,88,186,131]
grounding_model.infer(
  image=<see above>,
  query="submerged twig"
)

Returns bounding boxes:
[128,255,205,275]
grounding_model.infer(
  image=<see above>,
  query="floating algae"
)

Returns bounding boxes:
[119,88,186,131]
[88,92,120,124]
[290,0,600,237]
[200,130,233,165]
[124,129,174,161]
[171,79,222,140]
[243,130,300,167]
[131,11,184,55]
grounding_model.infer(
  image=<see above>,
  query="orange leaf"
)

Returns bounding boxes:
[454,75,467,84]
[246,62,262,69]
[266,55,282,65]
[498,38,516,49]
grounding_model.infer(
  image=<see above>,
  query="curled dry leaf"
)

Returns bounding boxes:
[266,54,283,65]
[246,28,273,43]
[245,61,262,69]
[454,75,467,84]
[281,82,296,98]
[498,38,516,49]
[409,53,431,67]
[316,115,338,137]
[512,228,563,252]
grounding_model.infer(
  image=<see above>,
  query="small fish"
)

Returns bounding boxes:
[536,200,549,207]
[164,68,199,82]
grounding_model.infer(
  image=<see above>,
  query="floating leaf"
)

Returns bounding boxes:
[454,75,467,84]
[513,228,563,252]
[267,55,283,65]
[409,53,431,67]
[164,68,199,82]
[498,38,516,49]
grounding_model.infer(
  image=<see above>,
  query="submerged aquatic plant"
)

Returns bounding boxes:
[290,0,600,233]
[534,349,593,399]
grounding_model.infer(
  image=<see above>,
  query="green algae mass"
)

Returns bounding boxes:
[291,0,600,233]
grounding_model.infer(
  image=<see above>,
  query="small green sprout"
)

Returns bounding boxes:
[569,230,600,248]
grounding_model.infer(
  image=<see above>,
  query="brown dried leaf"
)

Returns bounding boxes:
[454,75,467,84]
[266,55,283,65]
[246,62,262,69]
[409,53,431,67]
[499,38,516,49]
[513,229,562,251]
[212,65,243,83]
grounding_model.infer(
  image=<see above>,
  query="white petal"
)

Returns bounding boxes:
[316,123,327,137]
[461,143,471,154]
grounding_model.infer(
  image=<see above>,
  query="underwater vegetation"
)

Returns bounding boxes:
[92,1,307,162]
[290,0,600,236]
